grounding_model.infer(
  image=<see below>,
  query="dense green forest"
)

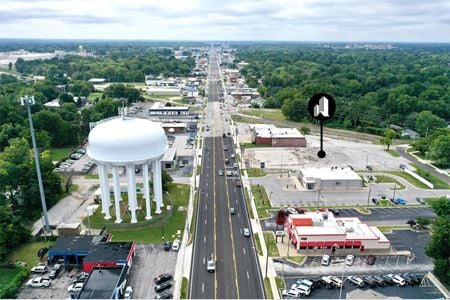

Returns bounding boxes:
[235,44,450,166]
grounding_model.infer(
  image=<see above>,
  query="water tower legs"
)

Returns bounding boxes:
[112,166,122,223]
[98,163,112,220]
[153,160,163,214]
[143,162,152,220]
[126,164,138,223]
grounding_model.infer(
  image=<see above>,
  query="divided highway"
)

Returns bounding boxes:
[189,50,264,299]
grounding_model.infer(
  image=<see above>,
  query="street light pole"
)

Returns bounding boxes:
[265,235,269,279]
[366,180,372,207]
[21,95,50,232]
[316,188,321,210]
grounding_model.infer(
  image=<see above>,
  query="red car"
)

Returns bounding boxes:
[366,255,376,265]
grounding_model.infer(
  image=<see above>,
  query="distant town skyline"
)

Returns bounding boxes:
[1,0,449,42]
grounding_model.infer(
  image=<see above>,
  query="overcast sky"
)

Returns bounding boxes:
[1,0,449,42]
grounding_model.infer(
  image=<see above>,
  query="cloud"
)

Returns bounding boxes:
[0,0,449,41]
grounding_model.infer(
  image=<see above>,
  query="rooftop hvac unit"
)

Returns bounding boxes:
[345,227,355,233]
[323,213,328,220]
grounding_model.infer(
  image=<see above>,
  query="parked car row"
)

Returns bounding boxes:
[153,273,173,298]
[283,273,423,298]
[162,239,181,251]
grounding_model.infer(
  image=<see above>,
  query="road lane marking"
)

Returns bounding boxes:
[204,236,206,243]
[243,248,246,255]
[247,271,250,279]
[203,257,205,264]
[202,283,204,293]
[205,205,207,210]
[205,219,207,225]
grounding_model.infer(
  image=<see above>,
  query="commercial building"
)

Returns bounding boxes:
[83,242,135,273]
[250,124,306,147]
[299,167,362,190]
[77,266,129,299]
[161,148,177,169]
[149,102,189,116]
[147,87,181,96]
[287,211,390,252]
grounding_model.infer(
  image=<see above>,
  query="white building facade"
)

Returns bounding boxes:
[299,167,362,190]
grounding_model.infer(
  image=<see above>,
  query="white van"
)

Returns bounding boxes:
[172,239,180,251]
[291,283,311,295]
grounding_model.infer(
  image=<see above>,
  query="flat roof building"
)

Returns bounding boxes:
[77,266,128,299]
[149,102,189,116]
[287,211,390,252]
[250,124,306,147]
[83,242,135,273]
[299,167,362,190]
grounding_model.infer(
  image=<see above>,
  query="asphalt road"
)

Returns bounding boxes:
[189,49,264,299]
[396,146,450,183]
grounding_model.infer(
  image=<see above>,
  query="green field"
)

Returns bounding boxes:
[251,185,271,218]
[254,233,263,256]
[242,108,287,122]
[247,168,266,177]
[375,175,405,189]
[264,278,274,299]
[263,232,280,257]
[244,187,255,219]
[180,277,189,299]
[85,183,190,243]
[411,164,450,189]
[4,241,55,269]
[0,267,21,286]
[385,171,430,189]
[50,147,72,161]
[385,149,400,157]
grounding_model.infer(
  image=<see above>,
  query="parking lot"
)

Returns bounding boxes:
[127,243,178,299]
[17,264,87,299]
[282,275,443,299]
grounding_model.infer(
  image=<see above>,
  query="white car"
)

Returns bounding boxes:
[27,276,51,288]
[206,255,215,273]
[347,276,364,287]
[345,254,355,266]
[124,286,133,299]
[31,265,48,274]
[243,228,251,237]
[295,279,314,288]
[387,274,406,286]
[291,283,311,295]
[330,276,343,288]
[172,239,180,251]
[321,255,331,266]
[287,207,297,215]
[281,289,300,298]
[226,170,232,176]
[67,282,84,293]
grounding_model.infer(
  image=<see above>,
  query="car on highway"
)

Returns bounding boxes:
[345,254,354,266]
[230,207,236,215]
[67,282,84,293]
[233,163,238,169]
[231,154,235,159]
[207,255,215,273]
[321,255,331,266]
[236,180,241,187]
[123,286,133,299]
[243,227,251,237]
[366,255,376,265]
[347,276,364,287]
[154,274,173,284]
[27,276,51,288]
[218,169,224,176]
[226,170,232,176]
[154,282,172,293]
[31,265,48,274]
[205,126,210,131]
[223,146,229,151]
[171,239,180,251]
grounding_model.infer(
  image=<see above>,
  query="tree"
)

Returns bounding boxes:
[427,133,450,167]
[381,129,397,150]
[161,169,173,192]
[416,216,431,228]
[8,62,12,71]
[0,203,31,259]
[415,111,447,136]
[426,197,450,285]
[281,98,308,122]
[59,92,74,103]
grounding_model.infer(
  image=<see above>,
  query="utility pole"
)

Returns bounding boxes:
[365,153,369,167]
[21,96,50,232]
[280,155,283,178]
[366,180,372,207]
[392,183,397,200]
[316,187,321,210]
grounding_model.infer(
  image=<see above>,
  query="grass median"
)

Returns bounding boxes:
[180,277,189,299]
[264,278,274,299]
[411,164,450,189]
[251,185,272,219]
[247,168,266,177]
[263,232,280,257]
[385,171,429,189]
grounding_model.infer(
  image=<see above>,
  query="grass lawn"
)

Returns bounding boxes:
[251,185,271,219]
[4,241,55,269]
[264,278,274,299]
[242,108,287,122]
[88,92,103,101]
[286,256,306,265]
[231,115,261,124]
[244,187,255,219]
[85,183,190,243]
[378,225,411,233]
[385,149,400,157]
[189,190,199,242]
[375,175,405,189]
[385,171,429,189]
[263,232,280,257]
[240,143,271,149]
[275,277,285,290]
[356,206,370,214]
[247,168,266,177]
[411,164,450,189]
[0,267,21,286]
[50,147,72,161]
[180,277,189,299]
[254,233,263,256]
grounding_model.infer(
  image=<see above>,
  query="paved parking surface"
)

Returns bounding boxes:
[128,243,178,299]
[385,230,432,265]
[282,275,443,299]
[17,266,84,299]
